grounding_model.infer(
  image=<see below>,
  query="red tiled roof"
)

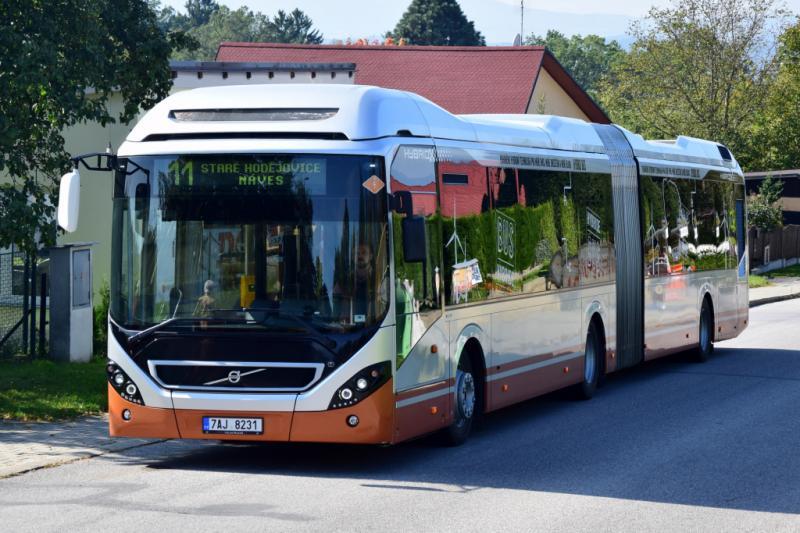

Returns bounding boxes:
[216,43,609,123]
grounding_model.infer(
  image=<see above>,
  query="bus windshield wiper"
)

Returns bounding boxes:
[127,316,256,345]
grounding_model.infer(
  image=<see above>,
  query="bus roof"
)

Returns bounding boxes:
[126,84,740,172]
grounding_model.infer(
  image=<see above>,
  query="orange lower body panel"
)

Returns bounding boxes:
[108,380,395,445]
[174,410,294,441]
[108,384,180,439]
[290,379,395,444]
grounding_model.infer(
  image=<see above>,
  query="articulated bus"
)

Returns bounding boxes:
[58,84,748,445]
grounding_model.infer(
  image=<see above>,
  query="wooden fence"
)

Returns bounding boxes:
[749,224,800,270]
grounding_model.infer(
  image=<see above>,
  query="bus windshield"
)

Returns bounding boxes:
[110,153,389,332]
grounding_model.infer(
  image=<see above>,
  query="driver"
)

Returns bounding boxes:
[194,279,216,317]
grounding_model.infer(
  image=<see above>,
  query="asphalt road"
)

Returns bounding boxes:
[2,300,800,532]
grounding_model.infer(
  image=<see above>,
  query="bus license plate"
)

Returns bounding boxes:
[202,416,263,435]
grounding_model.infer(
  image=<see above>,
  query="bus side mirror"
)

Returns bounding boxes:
[402,216,427,263]
[391,191,414,217]
[57,169,81,232]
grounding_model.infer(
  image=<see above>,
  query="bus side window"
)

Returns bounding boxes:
[390,146,443,366]
[517,169,576,291]
[439,160,490,305]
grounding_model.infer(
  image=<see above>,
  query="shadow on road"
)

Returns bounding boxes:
[126,347,800,514]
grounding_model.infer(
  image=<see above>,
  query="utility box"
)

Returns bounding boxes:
[49,243,94,362]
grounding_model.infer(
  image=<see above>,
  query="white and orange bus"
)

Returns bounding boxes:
[58,84,748,445]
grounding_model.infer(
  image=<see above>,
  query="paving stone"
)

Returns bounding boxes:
[0,415,158,478]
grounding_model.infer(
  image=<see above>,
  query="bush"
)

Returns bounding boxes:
[92,280,110,358]
[747,176,784,232]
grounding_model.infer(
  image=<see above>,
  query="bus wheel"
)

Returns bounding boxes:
[695,298,714,362]
[578,321,602,400]
[444,355,477,446]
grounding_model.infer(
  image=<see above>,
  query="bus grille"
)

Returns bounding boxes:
[147,360,324,392]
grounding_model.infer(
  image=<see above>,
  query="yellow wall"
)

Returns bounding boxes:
[527,67,591,121]
[57,93,138,295]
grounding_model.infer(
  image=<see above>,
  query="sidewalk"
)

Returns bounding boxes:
[749,277,800,307]
[0,415,158,478]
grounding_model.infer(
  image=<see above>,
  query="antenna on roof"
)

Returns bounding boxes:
[521,0,524,44]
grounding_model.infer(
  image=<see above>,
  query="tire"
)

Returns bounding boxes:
[577,321,602,400]
[695,298,714,362]
[443,354,478,446]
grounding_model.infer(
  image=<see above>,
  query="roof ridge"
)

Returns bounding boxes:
[218,42,547,52]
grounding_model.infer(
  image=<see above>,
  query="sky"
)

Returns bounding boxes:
[161,0,800,45]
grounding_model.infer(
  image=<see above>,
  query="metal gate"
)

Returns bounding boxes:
[593,124,643,369]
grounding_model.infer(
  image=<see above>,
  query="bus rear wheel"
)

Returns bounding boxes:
[443,355,477,446]
[577,321,602,400]
[695,298,714,362]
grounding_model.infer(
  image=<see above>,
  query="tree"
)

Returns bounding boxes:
[172,6,324,60]
[387,0,485,46]
[266,9,323,45]
[747,176,784,231]
[0,1,192,253]
[183,0,220,28]
[525,30,624,99]
[174,6,272,60]
[747,22,800,170]
[599,0,788,166]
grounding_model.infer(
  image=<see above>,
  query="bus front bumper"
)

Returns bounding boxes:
[108,379,395,444]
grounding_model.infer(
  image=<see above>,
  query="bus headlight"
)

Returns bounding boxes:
[329,361,391,410]
[106,360,145,406]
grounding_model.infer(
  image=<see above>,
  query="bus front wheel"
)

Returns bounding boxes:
[443,354,478,446]
[695,298,715,362]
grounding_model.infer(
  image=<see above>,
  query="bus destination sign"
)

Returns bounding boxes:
[163,156,327,194]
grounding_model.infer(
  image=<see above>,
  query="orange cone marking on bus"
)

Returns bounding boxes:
[502,384,509,392]
[430,406,438,415]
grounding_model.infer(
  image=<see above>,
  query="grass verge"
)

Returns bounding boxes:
[763,264,800,278]
[749,274,771,289]
[0,359,107,421]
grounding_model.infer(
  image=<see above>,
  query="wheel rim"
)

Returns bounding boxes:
[700,307,710,350]
[455,370,475,423]
[584,335,596,383]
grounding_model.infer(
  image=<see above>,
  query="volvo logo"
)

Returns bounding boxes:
[203,368,265,386]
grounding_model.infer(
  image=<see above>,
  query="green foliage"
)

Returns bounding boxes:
[268,9,323,45]
[764,264,800,278]
[0,359,107,420]
[598,0,788,164]
[170,5,323,60]
[747,22,800,170]
[747,176,784,231]
[93,280,111,358]
[758,175,784,206]
[747,194,783,231]
[525,30,624,99]
[748,274,771,288]
[560,197,579,256]
[387,0,485,46]
[0,0,192,252]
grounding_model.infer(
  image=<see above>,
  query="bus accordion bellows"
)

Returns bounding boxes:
[59,84,748,445]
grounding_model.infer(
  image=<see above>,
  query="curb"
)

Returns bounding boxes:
[749,290,800,308]
[0,438,166,480]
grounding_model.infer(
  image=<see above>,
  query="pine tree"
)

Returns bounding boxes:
[387,0,485,46]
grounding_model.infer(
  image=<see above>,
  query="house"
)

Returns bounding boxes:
[215,43,610,122]
[745,169,800,225]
